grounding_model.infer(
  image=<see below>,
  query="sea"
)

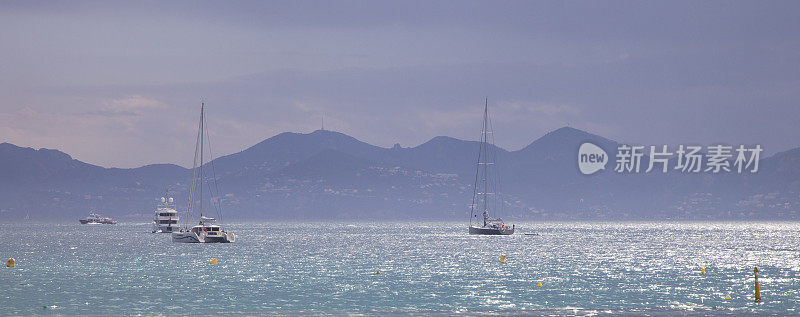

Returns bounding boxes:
[2,221,799,315]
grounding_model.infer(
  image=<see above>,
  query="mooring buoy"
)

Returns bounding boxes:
[754,267,761,302]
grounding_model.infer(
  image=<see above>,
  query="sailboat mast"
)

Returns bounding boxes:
[199,102,204,220]
[482,98,489,226]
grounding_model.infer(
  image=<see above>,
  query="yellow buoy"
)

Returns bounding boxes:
[6,258,15,267]
[701,267,705,275]
[210,257,217,265]
[725,295,731,300]
[499,255,506,264]
[754,267,761,302]
[537,282,542,287]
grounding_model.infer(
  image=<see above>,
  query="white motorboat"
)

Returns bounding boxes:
[152,194,179,233]
[79,212,117,225]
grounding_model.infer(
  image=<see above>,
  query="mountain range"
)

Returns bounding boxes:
[1,127,798,221]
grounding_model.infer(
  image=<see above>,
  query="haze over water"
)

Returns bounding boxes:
[2,221,799,315]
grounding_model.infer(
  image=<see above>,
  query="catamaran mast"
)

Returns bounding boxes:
[184,102,202,229]
[481,98,490,226]
[199,102,204,221]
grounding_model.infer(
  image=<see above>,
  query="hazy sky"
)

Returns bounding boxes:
[1,1,798,168]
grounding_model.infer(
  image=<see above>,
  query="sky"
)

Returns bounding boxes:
[1,1,799,168]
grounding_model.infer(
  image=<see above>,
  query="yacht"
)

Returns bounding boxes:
[79,213,117,225]
[152,195,179,233]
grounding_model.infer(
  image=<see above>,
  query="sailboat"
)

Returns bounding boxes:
[172,102,236,243]
[468,99,514,235]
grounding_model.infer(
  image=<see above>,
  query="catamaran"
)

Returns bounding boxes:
[172,102,235,243]
[468,99,514,235]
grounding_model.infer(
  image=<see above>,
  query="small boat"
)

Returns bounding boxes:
[468,99,514,235]
[172,102,235,243]
[79,213,117,225]
[152,193,179,233]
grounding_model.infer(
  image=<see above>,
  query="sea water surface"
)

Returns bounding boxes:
[1,221,799,315]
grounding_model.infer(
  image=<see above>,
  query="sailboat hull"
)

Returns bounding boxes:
[469,226,515,235]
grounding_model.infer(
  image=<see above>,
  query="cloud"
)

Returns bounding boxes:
[501,101,581,116]
[107,95,164,110]
[77,95,165,118]
[73,96,168,131]
[413,108,483,131]
[1,2,799,165]
[0,96,199,167]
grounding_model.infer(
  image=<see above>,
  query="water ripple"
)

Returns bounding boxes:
[1,221,798,315]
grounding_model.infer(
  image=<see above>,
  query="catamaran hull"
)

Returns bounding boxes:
[172,232,200,243]
[171,232,235,243]
[469,226,515,235]
[205,233,235,243]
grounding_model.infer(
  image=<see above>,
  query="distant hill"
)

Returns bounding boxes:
[0,127,798,221]
[0,142,188,220]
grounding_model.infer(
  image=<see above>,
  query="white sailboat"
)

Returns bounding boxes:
[172,102,235,243]
[468,99,514,235]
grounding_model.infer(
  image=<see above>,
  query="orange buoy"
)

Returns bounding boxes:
[5,258,14,267]
[754,267,761,302]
